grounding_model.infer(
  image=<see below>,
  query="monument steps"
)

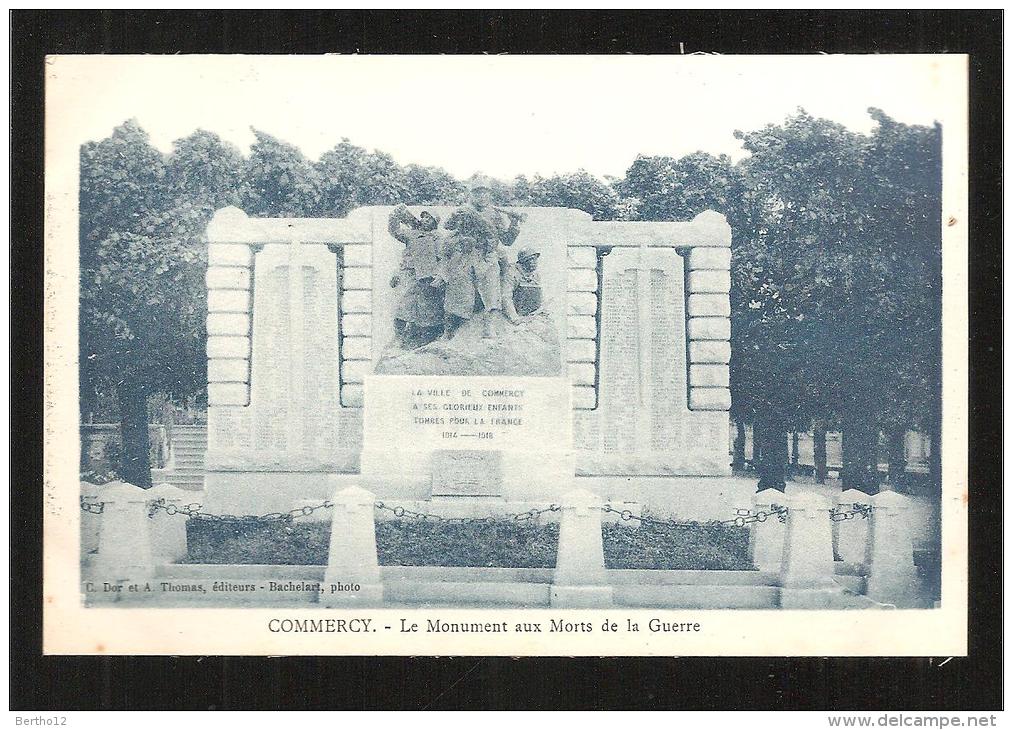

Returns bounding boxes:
[166,425,207,490]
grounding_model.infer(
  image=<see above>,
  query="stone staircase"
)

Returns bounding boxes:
[164,424,207,491]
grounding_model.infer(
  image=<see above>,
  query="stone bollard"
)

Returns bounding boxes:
[94,481,155,583]
[834,488,873,566]
[779,490,838,608]
[866,490,920,607]
[748,488,786,573]
[146,484,190,565]
[550,489,613,608]
[321,486,383,608]
[80,481,103,556]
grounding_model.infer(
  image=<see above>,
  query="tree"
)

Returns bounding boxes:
[243,129,321,217]
[317,140,450,214]
[166,129,247,211]
[356,150,409,206]
[616,152,737,222]
[79,125,239,486]
[529,169,620,220]
[510,174,534,205]
[316,139,370,216]
[402,164,466,206]
[80,121,208,486]
[163,128,251,402]
[79,120,166,260]
[861,109,943,491]
[732,110,872,491]
[729,108,942,493]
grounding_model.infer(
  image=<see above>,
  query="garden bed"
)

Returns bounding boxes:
[185,517,751,571]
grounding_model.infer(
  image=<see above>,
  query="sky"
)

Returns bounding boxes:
[49,54,961,181]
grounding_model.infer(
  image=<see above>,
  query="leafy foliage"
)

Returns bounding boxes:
[80,125,238,483]
[528,169,621,220]
[80,123,206,401]
[616,151,738,221]
[615,109,942,490]
[243,129,322,217]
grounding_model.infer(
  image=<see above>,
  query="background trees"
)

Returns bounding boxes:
[731,112,875,490]
[80,111,943,492]
[862,109,943,490]
[527,170,621,220]
[243,130,321,217]
[611,111,941,492]
[80,122,213,485]
[615,152,738,222]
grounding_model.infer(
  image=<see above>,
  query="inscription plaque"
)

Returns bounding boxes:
[431,450,503,497]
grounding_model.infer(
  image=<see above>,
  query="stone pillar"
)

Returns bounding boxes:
[551,489,612,607]
[834,488,873,566]
[338,238,373,409]
[566,245,598,411]
[321,486,383,608]
[779,490,838,608]
[94,482,155,582]
[749,488,786,572]
[206,207,255,409]
[686,229,732,413]
[866,490,919,607]
[146,484,190,564]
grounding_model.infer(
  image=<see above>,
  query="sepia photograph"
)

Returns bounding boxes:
[38,48,971,657]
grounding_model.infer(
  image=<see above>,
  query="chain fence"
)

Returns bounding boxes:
[146,499,334,524]
[829,503,874,522]
[79,497,105,514]
[374,500,561,524]
[81,495,873,527]
[601,504,789,528]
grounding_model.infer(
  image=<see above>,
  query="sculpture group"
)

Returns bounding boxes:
[387,177,544,351]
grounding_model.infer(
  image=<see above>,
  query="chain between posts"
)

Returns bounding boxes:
[601,504,789,528]
[829,503,874,522]
[143,498,334,523]
[374,501,561,524]
[79,497,105,514]
[81,496,871,525]
[80,496,563,525]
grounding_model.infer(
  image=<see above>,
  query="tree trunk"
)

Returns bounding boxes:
[813,425,828,484]
[732,421,746,471]
[118,381,152,488]
[789,431,800,480]
[887,427,907,490]
[842,422,879,494]
[754,418,787,492]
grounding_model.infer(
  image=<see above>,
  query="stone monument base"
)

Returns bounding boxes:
[359,447,575,501]
[360,374,575,501]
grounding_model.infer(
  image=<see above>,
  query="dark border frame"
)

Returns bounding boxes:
[10,9,1001,711]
